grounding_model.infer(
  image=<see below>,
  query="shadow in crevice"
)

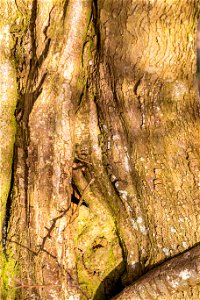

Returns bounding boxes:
[93,242,200,300]
[93,262,125,300]
[1,148,16,258]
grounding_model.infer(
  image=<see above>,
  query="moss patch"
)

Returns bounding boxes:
[1,253,18,300]
[72,192,125,299]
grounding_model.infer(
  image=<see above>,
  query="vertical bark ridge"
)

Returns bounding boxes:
[6,1,93,299]
[0,1,18,298]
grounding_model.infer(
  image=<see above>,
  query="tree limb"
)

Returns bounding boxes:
[113,244,200,299]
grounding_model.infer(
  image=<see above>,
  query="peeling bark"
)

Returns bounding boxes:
[1,0,200,300]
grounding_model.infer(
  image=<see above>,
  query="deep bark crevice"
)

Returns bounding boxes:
[1,150,15,257]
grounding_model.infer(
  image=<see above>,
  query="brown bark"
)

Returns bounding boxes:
[1,0,200,299]
[113,244,200,300]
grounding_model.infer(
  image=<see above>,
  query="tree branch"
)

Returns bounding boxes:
[113,244,200,299]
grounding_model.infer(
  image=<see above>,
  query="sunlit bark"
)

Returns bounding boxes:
[1,0,200,299]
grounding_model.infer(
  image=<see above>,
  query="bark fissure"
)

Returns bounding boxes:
[1,151,15,256]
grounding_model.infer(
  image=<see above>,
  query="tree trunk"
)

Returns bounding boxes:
[1,1,200,299]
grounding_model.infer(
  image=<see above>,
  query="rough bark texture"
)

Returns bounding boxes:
[113,244,200,300]
[1,0,200,300]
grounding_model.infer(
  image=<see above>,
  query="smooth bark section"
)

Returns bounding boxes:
[113,244,200,300]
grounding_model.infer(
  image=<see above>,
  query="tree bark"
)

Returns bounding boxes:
[113,244,200,300]
[1,0,200,299]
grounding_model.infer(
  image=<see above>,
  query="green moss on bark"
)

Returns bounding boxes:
[0,4,18,298]
[72,194,125,299]
[1,253,18,300]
